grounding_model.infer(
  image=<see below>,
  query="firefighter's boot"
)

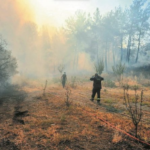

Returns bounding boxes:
[97,98,101,105]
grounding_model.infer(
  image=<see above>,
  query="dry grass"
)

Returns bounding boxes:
[112,125,123,143]
[0,75,150,149]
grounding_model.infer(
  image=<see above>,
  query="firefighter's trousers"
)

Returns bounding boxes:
[91,87,101,101]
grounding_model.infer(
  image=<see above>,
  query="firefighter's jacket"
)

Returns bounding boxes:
[90,75,104,89]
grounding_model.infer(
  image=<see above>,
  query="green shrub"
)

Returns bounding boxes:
[112,62,125,76]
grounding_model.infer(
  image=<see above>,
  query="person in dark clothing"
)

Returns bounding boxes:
[90,73,104,104]
[61,72,67,88]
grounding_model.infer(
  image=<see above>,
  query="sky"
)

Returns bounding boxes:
[0,0,133,28]
[26,0,133,27]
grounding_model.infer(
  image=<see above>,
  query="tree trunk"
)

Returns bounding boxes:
[105,41,108,71]
[73,43,78,72]
[113,43,116,66]
[135,30,141,63]
[120,35,123,62]
[126,34,131,63]
[97,40,99,62]
[135,124,138,138]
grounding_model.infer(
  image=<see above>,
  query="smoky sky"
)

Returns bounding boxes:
[0,0,52,78]
[0,0,93,79]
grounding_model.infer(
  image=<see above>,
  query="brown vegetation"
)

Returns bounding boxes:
[0,75,150,150]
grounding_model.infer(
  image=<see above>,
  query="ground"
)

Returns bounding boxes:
[0,78,150,150]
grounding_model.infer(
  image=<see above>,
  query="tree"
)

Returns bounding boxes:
[0,37,25,106]
[125,0,150,63]
[58,64,65,74]
[112,61,125,84]
[63,1,150,72]
[112,7,128,62]
[0,38,17,85]
[133,0,150,63]
[65,11,88,71]
[91,8,102,62]
[94,59,104,75]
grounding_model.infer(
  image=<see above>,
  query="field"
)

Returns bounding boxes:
[0,75,150,150]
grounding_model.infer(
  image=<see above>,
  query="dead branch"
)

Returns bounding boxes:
[123,85,143,138]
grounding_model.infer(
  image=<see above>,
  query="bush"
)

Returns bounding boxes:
[123,85,143,138]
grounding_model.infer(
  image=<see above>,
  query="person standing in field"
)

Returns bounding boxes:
[61,72,67,88]
[90,73,104,105]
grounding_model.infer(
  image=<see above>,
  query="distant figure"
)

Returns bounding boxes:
[90,73,104,104]
[61,72,67,88]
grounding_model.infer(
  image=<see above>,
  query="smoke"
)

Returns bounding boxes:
[0,0,93,85]
[2,0,147,87]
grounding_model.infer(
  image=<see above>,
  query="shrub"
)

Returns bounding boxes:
[123,85,144,138]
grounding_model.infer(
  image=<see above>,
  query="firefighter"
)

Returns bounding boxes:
[90,73,104,104]
[61,72,67,88]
